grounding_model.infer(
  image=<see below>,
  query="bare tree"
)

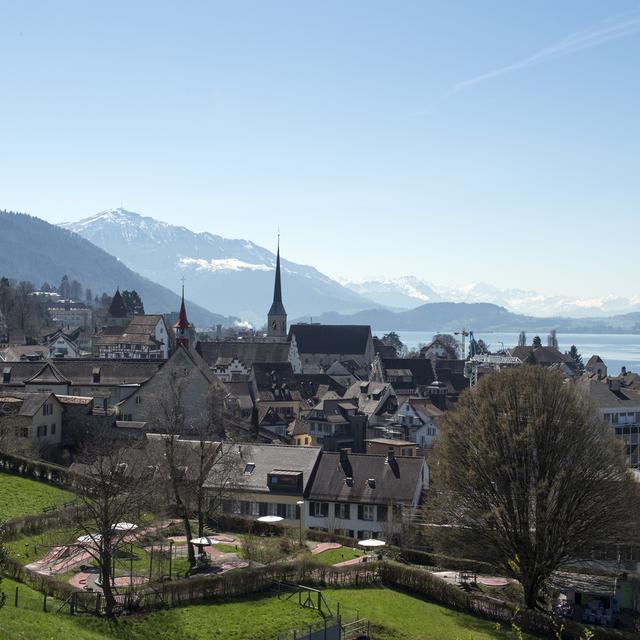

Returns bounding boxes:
[426,365,640,609]
[145,370,239,568]
[71,438,154,617]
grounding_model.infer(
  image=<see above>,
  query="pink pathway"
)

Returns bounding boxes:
[310,542,342,555]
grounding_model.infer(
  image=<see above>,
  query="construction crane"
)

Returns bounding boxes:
[454,329,469,359]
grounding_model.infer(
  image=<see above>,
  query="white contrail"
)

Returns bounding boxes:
[454,10,640,92]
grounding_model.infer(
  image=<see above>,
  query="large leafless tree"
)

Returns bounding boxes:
[426,365,640,609]
[71,439,154,617]
[146,370,239,569]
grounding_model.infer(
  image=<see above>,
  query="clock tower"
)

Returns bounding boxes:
[267,238,287,339]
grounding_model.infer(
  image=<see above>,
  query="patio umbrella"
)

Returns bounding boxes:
[189,536,220,546]
[357,539,386,549]
[256,515,283,524]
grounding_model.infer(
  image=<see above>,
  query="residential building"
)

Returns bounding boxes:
[586,355,608,379]
[209,443,321,524]
[298,393,367,452]
[94,314,170,359]
[0,391,63,451]
[365,438,417,457]
[579,377,640,468]
[305,449,428,540]
[343,380,397,430]
[47,300,94,330]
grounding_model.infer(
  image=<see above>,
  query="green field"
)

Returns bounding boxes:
[0,472,75,521]
[0,578,538,640]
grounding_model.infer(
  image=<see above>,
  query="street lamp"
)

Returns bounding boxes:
[296,501,305,547]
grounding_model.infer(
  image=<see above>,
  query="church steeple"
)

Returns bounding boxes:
[174,283,192,350]
[267,236,287,339]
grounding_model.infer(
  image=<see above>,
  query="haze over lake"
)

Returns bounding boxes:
[389,331,640,375]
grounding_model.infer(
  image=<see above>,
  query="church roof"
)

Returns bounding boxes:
[107,289,129,318]
[288,324,372,355]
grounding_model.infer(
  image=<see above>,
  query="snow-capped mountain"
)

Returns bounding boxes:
[341,277,640,318]
[60,209,374,325]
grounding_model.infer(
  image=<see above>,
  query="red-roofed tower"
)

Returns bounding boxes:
[174,284,192,350]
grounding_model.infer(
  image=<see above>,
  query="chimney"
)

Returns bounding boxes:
[339,448,350,465]
[608,379,621,393]
[386,449,395,465]
[621,366,627,376]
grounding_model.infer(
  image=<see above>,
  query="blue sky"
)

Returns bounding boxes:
[1,1,639,298]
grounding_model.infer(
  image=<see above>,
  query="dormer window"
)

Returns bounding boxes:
[345,477,354,487]
[92,367,101,384]
[367,478,376,489]
[2,367,10,384]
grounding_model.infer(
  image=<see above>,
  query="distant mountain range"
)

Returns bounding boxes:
[301,302,640,334]
[341,276,640,318]
[60,208,375,326]
[0,211,231,326]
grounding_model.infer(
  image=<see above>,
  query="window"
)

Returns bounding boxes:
[19,427,29,438]
[244,463,256,475]
[335,503,351,520]
[43,403,53,416]
[250,502,260,516]
[231,500,241,514]
[123,414,132,421]
[135,396,142,405]
[310,502,329,517]
[286,503,298,520]
[358,505,375,521]
[51,424,56,435]
[37,425,47,437]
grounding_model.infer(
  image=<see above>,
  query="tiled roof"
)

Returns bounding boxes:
[24,362,71,385]
[308,451,425,505]
[204,443,321,494]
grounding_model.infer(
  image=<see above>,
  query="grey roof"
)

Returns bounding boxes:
[288,324,372,355]
[580,379,640,409]
[0,392,58,417]
[204,443,321,494]
[24,361,71,385]
[0,359,163,387]
[197,341,290,368]
[308,451,425,506]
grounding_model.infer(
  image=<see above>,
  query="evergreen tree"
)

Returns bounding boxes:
[121,289,145,315]
[532,335,542,348]
[381,331,405,357]
[69,279,83,301]
[569,345,585,373]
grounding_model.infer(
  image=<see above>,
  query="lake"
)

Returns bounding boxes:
[383,330,640,375]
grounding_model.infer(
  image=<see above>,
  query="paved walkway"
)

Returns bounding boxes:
[310,542,342,555]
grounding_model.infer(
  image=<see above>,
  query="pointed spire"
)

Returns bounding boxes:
[268,234,286,317]
[107,287,128,318]
[175,282,190,330]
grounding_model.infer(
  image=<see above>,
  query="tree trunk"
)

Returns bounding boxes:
[100,549,116,618]
[521,572,544,610]
[176,496,196,568]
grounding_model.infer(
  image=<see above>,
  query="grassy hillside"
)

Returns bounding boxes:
[0,472,75,521]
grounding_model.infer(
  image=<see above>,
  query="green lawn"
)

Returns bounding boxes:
[312,546,364,565]
[0,578,539,640]
[0,472,75,521]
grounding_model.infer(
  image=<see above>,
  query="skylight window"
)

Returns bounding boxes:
[244,462,256,475]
